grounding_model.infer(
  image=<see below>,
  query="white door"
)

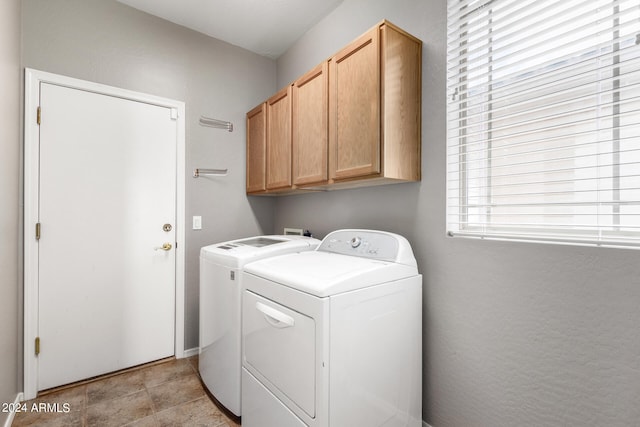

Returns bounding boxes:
[37,82,177,391]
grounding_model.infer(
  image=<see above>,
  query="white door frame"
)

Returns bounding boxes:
[23,68,186,400]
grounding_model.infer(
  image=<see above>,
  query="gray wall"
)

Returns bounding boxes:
[22,0,277,351]
[16,1,640,426]
[275,0,640,426]
[0,0,22,421]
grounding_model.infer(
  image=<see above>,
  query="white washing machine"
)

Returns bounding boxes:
[199,235,320,416]
[241,229,422,427]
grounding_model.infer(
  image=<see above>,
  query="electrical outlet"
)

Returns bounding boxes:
[192,216,202,230]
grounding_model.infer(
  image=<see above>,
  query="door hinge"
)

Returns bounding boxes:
[35,223,41,240]
[35,337,40,356]
[37,106,41,125]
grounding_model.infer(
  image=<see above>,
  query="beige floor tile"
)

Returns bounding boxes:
[187,354,199,371]
[86,390,154,427]
[15,358,237,426]
[141,358,195,388]
[87,369,146,405]
[123,414,161,427]
[148,374,206,412]
[37,384,87,411]
[13,385,87,426]
[12,406,85,427]
[155,396,229,427]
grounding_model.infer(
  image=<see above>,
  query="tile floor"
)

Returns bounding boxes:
[12,356,241,427]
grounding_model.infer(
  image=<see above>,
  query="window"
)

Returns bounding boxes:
[447,0,640,248]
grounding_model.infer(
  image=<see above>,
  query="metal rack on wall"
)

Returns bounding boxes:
[199,115,233,132]
[194,115,233,178]
[193,168,228,178]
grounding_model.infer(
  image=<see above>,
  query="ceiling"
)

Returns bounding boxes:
[116,0,344,59]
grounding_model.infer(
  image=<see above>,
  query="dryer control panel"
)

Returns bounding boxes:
[318,229,403,263]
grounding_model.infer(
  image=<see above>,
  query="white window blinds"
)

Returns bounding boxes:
[446,0,640,248]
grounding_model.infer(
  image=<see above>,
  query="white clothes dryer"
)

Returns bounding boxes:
[199,235,319,416]
[241,229,422,427]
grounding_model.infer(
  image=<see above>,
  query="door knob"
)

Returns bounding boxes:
[155,243,172,251]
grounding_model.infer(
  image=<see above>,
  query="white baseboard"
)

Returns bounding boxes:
[182,347,199,358]
[3,392,24,427]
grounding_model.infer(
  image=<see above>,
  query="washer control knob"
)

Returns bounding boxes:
[350,236,362,248]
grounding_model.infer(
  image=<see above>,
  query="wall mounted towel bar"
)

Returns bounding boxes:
[199,116,233,132]
[193,168,228,178]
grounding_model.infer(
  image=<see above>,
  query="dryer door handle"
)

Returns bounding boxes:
[255,301,295,328]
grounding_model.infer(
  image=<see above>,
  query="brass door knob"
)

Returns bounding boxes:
[155,243,172,251]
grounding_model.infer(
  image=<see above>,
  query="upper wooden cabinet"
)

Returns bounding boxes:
[246,87,293,194]
[246,20,421,195]
[329,26,381,181]
[266,86,292,190]
[329,20,422,185]
[292,62,329,186]
[246,103,266,193]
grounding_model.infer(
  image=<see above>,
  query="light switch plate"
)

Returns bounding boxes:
[192,216,202,230]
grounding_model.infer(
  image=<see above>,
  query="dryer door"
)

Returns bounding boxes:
[243,290,316,417]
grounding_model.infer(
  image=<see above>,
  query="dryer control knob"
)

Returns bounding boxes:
[350,236,362,248]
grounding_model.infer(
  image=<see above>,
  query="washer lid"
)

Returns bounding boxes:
[243,251,419,297]
[200,235,320,268]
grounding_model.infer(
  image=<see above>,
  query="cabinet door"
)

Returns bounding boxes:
[292,62,328,186]
[266,86,292,190]
[246,103,266,193]
[329,26,380,180]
